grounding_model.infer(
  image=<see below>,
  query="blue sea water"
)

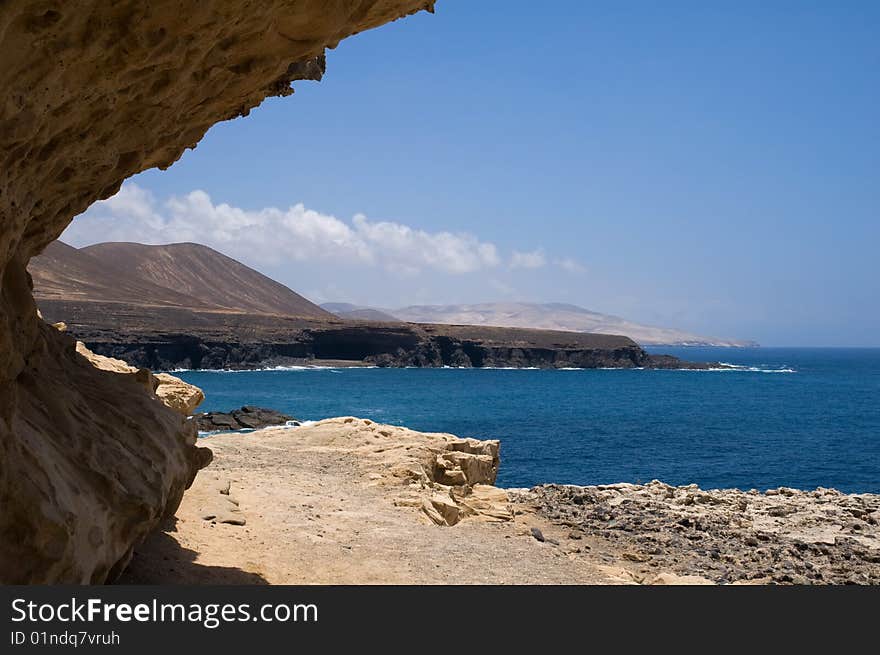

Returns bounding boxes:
[177,347,880,493]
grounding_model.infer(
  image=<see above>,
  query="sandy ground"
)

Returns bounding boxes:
[119,419,650,585]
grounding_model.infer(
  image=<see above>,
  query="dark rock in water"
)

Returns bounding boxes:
[196,406,297,432]
[645,354,724,370]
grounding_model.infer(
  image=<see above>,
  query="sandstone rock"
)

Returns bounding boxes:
[243,418,510,528]
[421,500,447,526]
[75,341,205,417]
[76,341,138,375]
[154,373,205,416]
[0,0,432,584]
[436,451,498,487]
[436,465,468,486]
[429,493,461,527]
[456,485,513,522]
[0,324,212,583]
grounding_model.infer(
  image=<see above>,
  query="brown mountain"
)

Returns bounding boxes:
[30,241,332,319]
[29,240,209,308]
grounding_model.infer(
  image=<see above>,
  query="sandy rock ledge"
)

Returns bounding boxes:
[122,421,879,585]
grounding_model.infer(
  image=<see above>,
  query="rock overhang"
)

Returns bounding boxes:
[0,0,435,584]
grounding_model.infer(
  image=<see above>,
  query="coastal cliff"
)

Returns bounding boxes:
[0,1,435,583]
[37,300,713,370]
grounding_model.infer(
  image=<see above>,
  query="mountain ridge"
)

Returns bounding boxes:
[321,301,757,347]
[31,241,333,319]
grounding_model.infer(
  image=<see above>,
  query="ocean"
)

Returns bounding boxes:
[177,347,880,494]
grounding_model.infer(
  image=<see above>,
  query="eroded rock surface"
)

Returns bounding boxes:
[512,482,880,584]
[76,340,206,415]
[0,1,434,583]
[276,417,511,526]
[1,323,212,583]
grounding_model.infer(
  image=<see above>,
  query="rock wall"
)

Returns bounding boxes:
[81,335,659,370]
[80,333,711,370]
[0,1,434,583]
[1,323,212,583]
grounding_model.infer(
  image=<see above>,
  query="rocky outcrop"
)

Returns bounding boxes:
[0,323,212,583]
[512,482,880,585]
[280,417,511,526]
[0,1,434,583]
[196,406,297,432]
[76,341,206,416]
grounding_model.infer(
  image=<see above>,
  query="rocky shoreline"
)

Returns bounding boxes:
[38,344,878,585]
[65,345,880,585]
[120,416,880,585]
[511,482,880,584]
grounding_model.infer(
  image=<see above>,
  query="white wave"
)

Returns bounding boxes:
[198,420,309,438]
[180,363,795,375]
[478,366,541,370]
[712,362,796,373]
[197,427,256,437]
[169,365,380,373]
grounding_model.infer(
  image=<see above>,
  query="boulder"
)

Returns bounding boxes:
[154,373,206,416]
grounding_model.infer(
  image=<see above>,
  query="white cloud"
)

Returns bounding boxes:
[62,183,501,276]
[557,257,586,274]
[509,248,546,270]
[351,214,499,275]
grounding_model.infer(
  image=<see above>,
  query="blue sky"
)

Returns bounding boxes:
[63,1,880,346]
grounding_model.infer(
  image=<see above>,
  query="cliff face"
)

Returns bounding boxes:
[84,332,655,370]
[0,1,433,583]
[30,242,697,370]
[35,300,700,370]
